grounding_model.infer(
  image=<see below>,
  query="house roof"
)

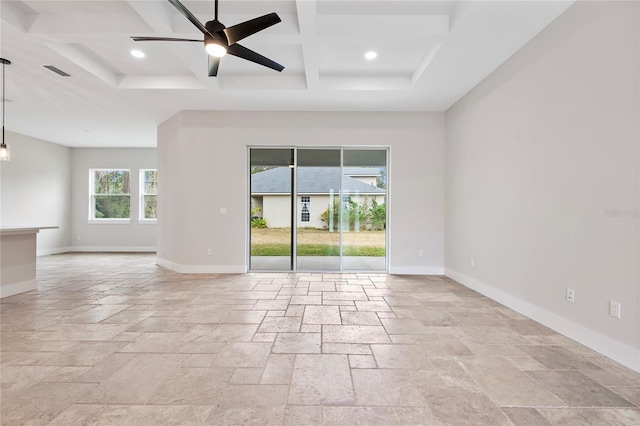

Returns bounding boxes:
[251,167,386,194]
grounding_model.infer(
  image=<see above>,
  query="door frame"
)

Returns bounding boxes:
[248,146,389,273]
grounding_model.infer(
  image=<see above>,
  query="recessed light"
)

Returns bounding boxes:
[364,51,377,60]
[131,49,145,59]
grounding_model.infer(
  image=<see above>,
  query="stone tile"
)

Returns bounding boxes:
[459,357,563,406]
[349,354,377,368]
[222,310,266,324]
[254,299,291,311]
[258,316,302,333]
[211,342,273,368]
[39,341,127,366]
[74,353,137,383]
[273,332,321,354]
[285,304,306,316]
[203,324,258,341]
[322,406,437,425]
[289,295,322,305]
[149,367,233,404]
[537,408,640,425]
[283,405,322,425]
[371,344,434,370]
[322,325,391,344]
[308,282,336,292]
[380,318,431,334]
[341,311,382,326]
[502,407,552,426]
[517,345,602,370]
[415,335,474,356]
[323,292,368,301]
[230,367,264,384]
[302,305,341,325]
[1,382,98,425]
[7,254,640,426]
[322,343,373,355]
[526,370,636,407]
[289,354,355,405]
[79,354,187,404]
[354,301,392,312]
[261,354,296,384]
[50,405,213,426]
[353,369,427,406]
[609,387,640,406]
[205,385,289,425]
[430,357,476,386]
[422,386,513,426]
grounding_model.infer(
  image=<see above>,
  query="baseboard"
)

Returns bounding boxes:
[445,268,640,374]
[389,266,444,275]
[37,246,72,257]
[156,257,247,274]
[0,279,37,298]
[69,246,157,253]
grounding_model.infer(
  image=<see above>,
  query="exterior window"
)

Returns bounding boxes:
[90,169,131,220]
[140,169,158,221]
[301,196,310,222]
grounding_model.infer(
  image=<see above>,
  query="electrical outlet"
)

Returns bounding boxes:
[609,301,621,319]
[207,248,212,256]
[163,245,167,253]
[418,249,424,257]
[566,288,575,303]
[470,258,475,267]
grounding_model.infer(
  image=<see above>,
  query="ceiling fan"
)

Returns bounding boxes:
[131,0,284,77]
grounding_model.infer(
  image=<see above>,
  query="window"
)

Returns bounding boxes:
[90,169,131,221]
[301,196,310,222]
[140,169,158,221]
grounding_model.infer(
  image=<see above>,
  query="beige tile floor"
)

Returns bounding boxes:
[1,253,639,425]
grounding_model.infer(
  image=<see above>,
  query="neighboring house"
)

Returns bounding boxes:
[251,167,386,228]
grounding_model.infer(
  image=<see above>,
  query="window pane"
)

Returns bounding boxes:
[144,195,157,219]
[145,182,158,195]
[94,170,130,195]
[95,195,130,219]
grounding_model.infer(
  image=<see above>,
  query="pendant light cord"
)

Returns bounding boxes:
[2,62,6,145]
[2,60,5,145]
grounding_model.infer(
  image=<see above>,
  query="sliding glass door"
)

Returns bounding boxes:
[249,149,294,270]
[249,147,387,272]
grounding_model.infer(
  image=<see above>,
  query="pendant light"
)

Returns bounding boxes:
[0,58,11,161]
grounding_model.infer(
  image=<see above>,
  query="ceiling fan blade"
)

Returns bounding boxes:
[223,13,281,45]
[131,37,203,42]
[168,0,214,37]
[208,56,220,77]
[227,43,284,72]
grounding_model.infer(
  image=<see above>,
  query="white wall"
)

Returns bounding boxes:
[0,131,71,254]
[445,1,639,371]
[157,111,445,274]
[70,148,157,251]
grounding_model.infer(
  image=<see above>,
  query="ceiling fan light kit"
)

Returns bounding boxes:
[132,0,284,77]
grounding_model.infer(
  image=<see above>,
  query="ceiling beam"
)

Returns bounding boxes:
[296,0,318,90]
[126,0,173,34]
[44,43,119,87]
[0,0,38,33]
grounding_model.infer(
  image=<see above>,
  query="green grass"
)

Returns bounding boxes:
[251,244,385,257]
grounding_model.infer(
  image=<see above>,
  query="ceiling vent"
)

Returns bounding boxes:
[42,65,71,77]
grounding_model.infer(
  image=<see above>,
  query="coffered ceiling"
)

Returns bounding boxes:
[1,0,573,147]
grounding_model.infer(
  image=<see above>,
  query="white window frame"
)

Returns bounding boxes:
[89,169,131,224]
[139,169,158,223]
